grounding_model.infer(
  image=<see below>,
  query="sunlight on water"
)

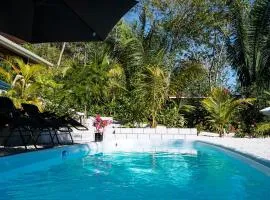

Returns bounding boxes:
[0,142,270,200]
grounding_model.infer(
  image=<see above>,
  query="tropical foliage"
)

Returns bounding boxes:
[136,65,169,127]
[226,0,270,93]
[0,57,58,110]
[256,91,270,136]
[202,87,253,137]
[1,0,270,137]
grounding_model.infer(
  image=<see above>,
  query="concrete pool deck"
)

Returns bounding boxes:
[194,136,270,162]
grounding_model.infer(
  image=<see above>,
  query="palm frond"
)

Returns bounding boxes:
[256,122,270,135]
[202,87,254,136]
[227,0,270,90]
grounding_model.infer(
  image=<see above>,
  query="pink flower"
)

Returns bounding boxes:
[94,115,112,133]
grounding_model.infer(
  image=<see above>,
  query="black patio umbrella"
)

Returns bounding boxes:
[0,0,137,43]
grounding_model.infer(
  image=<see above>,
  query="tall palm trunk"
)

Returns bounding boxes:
[151,116,157,128]
[57,42,66,67]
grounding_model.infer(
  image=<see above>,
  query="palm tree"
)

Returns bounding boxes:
[106,22,144,91]
[227,0,270,93]
[108,22,209,127]
[135,65,169,127]
[108,22,169,126]
[202,87,254,137]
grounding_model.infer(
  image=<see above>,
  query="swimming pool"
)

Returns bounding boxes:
[0,141,270,200]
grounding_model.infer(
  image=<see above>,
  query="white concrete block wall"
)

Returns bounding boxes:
[158,128,167,134]
[104,127,197,136]
[89,128,198,153]
[99,137,197,153]
[134,128,144,134]
[71,128,95,143]
[150,134,162,140]
[1,123,197,150]
[139,134,150,140]
[166,128,178,134]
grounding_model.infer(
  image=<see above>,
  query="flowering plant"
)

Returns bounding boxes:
[93,114,112,134]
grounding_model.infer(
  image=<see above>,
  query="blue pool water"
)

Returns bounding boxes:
[0,142,270,200]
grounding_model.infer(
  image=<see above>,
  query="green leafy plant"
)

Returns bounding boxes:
[0,57,55,110]
[202,87,254,137]
[157,102,187,128]
[255,91,270,136]
[256,123,270,137]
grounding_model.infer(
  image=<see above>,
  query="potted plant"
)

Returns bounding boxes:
[93,114,111,142]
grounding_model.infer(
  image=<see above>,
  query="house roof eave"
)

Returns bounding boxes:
[0,35,54,67]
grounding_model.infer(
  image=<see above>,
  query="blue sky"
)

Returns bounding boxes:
[123,6,139,23]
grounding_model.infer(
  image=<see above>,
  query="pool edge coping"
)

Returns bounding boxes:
[0,144,89,158]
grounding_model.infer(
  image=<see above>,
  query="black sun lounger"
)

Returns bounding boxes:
[60,115,89,131]
[21,103,74,145]
[0,97,43,149]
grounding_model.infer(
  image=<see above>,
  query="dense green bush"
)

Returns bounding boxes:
[157,103,186,128]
